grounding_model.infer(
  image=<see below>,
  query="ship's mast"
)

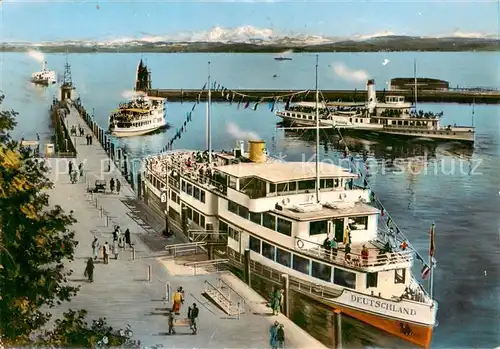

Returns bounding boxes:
[315,54,320,203]
[207,61,212,163]
[413,59,418,111]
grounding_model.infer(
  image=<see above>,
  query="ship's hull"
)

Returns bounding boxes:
[224,249,436,348]
[110,123,166,137]
[316,296,433,348]
[278,114,475,143]
[31,78,56,86]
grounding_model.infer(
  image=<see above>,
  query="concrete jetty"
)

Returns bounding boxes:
[147,88,500,104]
[45,101,328,349]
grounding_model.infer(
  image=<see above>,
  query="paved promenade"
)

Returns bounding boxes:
[45,102,328,349]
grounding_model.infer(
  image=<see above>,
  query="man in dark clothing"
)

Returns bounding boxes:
[116,179,121,193]
[68,161,73,175]
[124,228,132,248]
[110,178,115,192]
[188,303,199,334]
[84,258,94,282]
[277,324,285,348]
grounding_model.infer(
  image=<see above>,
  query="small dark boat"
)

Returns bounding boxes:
[274,56,292,61]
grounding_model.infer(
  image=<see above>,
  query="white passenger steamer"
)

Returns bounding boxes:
[276,79,475,143]
[143,59,437,348]
[108,94,166,137]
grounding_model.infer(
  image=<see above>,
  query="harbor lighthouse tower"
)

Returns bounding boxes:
[59,57,75,101]
[366,79,377,114]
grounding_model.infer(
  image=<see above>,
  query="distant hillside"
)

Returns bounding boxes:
[1,35,498,53]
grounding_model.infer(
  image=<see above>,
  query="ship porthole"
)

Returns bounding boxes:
[296,239,304,249]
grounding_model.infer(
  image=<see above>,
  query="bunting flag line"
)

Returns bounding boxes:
[333,122,433,271]
[208,79,310,112]
[162,83,206,152]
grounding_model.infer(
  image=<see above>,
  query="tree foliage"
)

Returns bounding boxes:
[0,95,127,347]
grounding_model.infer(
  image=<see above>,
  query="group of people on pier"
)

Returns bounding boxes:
[168,287,200,335]
[84,225,133,281]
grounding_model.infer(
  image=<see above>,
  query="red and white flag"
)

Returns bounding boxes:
[421,265,431,280]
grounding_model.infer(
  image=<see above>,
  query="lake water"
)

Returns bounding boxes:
[0,51,499,348]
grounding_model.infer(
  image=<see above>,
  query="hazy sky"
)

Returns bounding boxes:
[0,0,498,42]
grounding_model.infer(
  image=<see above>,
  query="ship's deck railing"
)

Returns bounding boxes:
[383,124,434,130]
[294,237,413,272]
[145,152,229,195]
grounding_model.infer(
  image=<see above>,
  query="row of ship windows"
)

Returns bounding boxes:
[248,235,406,289]
[181,203,206,228]
[249,235,356,288]
[228,200,292,236]
[181,180,206,203]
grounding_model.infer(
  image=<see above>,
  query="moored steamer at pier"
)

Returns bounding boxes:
[143,142,437,347]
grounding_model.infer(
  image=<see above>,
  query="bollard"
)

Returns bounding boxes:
[147,265,152,282]
[100,206,103,217]
[131,247,136,261]
[237,302,241,320]
[105,214,109,227]
[95,197,98,208]
[333,310,342,349]
[137,172,142,199]
[281,274,290,317]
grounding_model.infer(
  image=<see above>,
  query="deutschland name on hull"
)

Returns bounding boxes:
[350,294,417,316]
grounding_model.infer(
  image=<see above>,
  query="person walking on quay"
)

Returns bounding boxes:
[271,288,283,316]
[112,239,119,260]
[188,303,199,334]
[116,178,121,194]
[270,321,279,349]
[109,178,115,193]
[84,258,94,282]
[172,288,184,314]
[124,228,132,248]
[68,160,73,175]
[70,169,77,184]
[168,312,176,335]
[91,237,100,261]
[102,242,109,264]
[86,134,90,145]
[113,225,119,242]
[277,324,285,349]
[78,162,84,178]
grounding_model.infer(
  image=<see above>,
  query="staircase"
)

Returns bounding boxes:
[203,279,245,316]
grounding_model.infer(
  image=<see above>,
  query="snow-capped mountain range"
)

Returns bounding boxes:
[3,26,498,47]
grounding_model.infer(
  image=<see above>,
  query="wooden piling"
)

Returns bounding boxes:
[281,274,290,317]
[333,309,342,349]
[130,171,135,190]
[123,152,128,176]
[244,249,251,287]
[137,172,142,198]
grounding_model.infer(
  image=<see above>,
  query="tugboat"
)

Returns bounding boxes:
[31,61,57,85]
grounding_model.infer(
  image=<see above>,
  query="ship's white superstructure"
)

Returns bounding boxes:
[31,61,57,85]
[108,94,166,137]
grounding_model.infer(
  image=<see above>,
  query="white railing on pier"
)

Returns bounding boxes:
[164,241,206,258]
[294,237,414,272]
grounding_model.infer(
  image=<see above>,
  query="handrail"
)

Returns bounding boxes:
[217,277,246,309]
[204,280,231,314]
[184,258,229,267]
[294,236,413,271]
[164,241,207,257]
